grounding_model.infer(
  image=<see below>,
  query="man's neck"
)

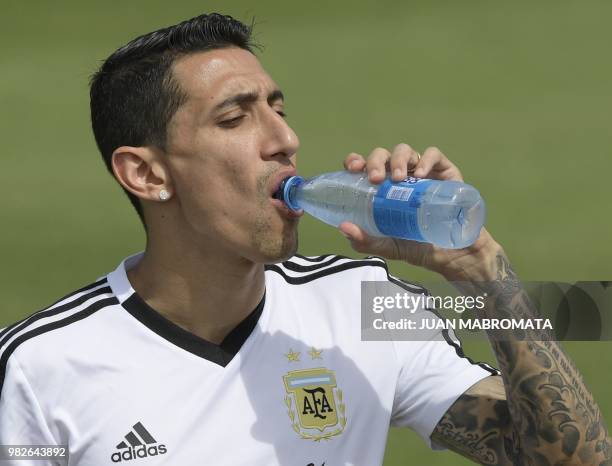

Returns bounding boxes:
[126,241,265,345]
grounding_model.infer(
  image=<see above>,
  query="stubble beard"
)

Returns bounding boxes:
[252,209,299,264]
[252,169,299,263]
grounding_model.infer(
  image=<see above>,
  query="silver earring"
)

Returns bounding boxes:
[159,189,171,201]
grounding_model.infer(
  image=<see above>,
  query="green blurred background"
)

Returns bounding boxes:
[1,0,611,464]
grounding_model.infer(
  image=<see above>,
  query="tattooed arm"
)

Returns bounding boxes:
[431,247,612,466]
[432,375,514,464]
[339,147,610,464]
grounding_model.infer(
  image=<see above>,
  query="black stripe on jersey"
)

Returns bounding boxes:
[0,278,107,340]
[269,255,427,293]
[294,254,334,263]
[441,330,500,376]
[265,259,388,285]
[281,255,347,273]
[46,278,109,309]
[0,295,119,399]
[390,276,499,375]
[0,284,112,352]
[364,255,427,293]
[386,275,428,295]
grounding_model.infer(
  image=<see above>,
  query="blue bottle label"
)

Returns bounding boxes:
[372,177,432,240]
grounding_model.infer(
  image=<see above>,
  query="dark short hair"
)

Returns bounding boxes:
[90,13,255,224]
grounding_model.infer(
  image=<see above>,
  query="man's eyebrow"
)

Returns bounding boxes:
[213,89,284,112]
[268,89,284,104]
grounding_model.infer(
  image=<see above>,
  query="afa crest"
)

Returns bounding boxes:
[283,368,347,441]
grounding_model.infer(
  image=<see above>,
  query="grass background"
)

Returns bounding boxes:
[1,1,611,464]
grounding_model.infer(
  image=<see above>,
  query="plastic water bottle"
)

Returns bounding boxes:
[274,171,485,249]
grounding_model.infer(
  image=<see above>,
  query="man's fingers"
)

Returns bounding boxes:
[365,147,391,183]
[339,222,405,260]
[343,152,366,172]
[339,221,363,240]
[344,144,463,183]
[413,146,443,178]
[390,143,420,182]
[339,222,370,252]
[413,146,463,181]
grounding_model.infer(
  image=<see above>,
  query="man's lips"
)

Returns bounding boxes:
[266,168,303,218]
[270,198,304,218]
[269,168,298,198]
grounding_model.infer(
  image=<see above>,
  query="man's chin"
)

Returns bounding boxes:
[259,229,299,265]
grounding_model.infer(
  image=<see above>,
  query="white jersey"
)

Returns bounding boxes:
[0,253,496,466]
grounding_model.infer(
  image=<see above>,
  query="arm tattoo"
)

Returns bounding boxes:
[432,390,522,465]
[432,251,612,466]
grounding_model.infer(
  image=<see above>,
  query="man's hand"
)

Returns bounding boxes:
[340,144,499,281]
[342,144,612,465]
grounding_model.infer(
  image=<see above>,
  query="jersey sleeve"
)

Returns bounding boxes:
[390,336,497,449]
[375,268,499,450]
[0,355,59,465]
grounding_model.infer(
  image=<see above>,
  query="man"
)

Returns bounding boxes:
[0,12,609,466]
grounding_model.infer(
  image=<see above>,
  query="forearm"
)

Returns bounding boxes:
[460,245,611,464]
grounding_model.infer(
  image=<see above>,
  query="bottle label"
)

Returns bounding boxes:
[372,177,431,241]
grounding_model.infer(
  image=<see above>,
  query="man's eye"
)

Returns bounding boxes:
[219,115,245,128]
[277,111,287,118]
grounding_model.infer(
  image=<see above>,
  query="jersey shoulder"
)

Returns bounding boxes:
[265,253,386,285]
[0,278,118,388]
[265,253,426,294]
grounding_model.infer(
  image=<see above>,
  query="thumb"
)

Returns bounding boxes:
[338,222,397,258]
[339,221,435,265]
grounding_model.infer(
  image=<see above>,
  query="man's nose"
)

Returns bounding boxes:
[260,109,300,160]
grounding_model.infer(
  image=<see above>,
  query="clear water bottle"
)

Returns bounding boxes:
[274,170,486,249]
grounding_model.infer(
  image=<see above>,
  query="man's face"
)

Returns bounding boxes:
[163,47,301,264]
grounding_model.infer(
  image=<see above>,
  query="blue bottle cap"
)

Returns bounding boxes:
[277,175,304,211]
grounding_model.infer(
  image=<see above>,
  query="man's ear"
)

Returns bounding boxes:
[111,146,173,202]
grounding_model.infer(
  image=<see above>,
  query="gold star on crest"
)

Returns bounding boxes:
[308,347,323,360]
[285,349,300,362]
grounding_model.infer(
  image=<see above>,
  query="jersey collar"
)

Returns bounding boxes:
[107,252,265,367]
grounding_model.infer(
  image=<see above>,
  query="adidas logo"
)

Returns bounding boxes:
[110,422,168,463]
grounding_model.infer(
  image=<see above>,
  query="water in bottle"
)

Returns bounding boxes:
[274,170,485,249]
